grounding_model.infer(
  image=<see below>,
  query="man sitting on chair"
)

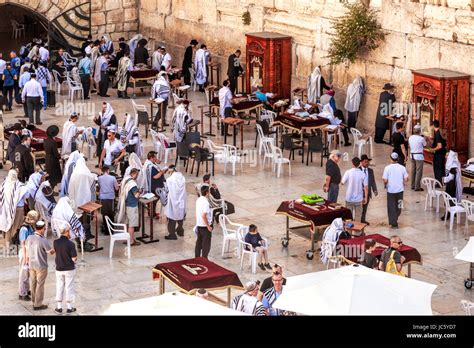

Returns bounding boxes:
[201,174,234,222]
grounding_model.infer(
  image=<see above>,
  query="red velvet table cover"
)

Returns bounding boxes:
[4,127,62,152]
[152,257,243,293]
[338,233,422,265]
[274,113,330,131]
[211,97,262,112]
[276,200,353,227]
[130,69,159,79]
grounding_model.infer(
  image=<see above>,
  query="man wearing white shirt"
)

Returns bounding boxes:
[195,186,213,258]
[341,157,368,222]
[21,73,44,125]
[408,125,427,191]
[99,130,126,171]
[19,67,31,119]
[218,79,233,136]
[38,45,49,63]
[383,152,409,228]
[160,47,172,72]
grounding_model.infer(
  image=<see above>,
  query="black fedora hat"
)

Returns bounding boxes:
[46,125,59,138]
[190,39,198,46]
[382,83,395,90]
[360,154,372,161]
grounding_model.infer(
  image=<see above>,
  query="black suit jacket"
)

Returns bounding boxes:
[362,166,377,199]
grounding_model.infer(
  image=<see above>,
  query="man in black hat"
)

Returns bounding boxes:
[227,49,244,95]
[7,123,22,166]
[374,83,396,144]
[360,154,377,224]
[14,135,35,183]
[182,39,198,85]
[44,125,62,189]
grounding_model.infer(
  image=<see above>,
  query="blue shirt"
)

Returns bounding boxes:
[98,174,118,200]
[262,290,282,316]
[3,68,16,87]
[19,71,31,89]
[126,186,139,207]
[256,91,268,103]
[19,225,34,243]
[78,57,91,75]
[11,57,21,71]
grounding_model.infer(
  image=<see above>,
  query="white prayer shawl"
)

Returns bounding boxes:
[151,76,170,100]
[35,181,56,222]
[194,48,207,85]
[231,294,266,316]
[117,56,131,92]
[99,103,117,136]
[101,35,114,54]
[307,67,322,104]
[320,218,344,264]
[90,46,100,75]
[219,86,232,118]
[116,177,138,223]
[0,170,27,232]
[27,46,39,61]
[51,197,85,240]
[68,157,97,213]
[61,120,79,156]
[25,172,43,201]
[319,104,341,126]
[164,171,186,221]
[162,53,172,71]
[444,150,463,202]
[94,55,107,84]
[128,34,143,64]
[344,76,364,112]
[152,50,163,71]
[172,104,193,142]
[60,151,82,197]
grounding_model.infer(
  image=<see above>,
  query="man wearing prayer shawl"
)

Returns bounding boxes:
[89,40,101,93]
[68,157,97,213]
[61,113,84,156]
[60,151,83,197]
[120,113,142,156]
[25,170,47,210]
[151,70,171,130]
[164,165,186,240]
[344,76,365,129]
[182,39,198,85]
[319,218,347,265]
[142,151,168,207]
[194,45,208,92]
[94,52,110,97]
[152,46,163,71]
[14,135,35,183]
[443,151,463,220]
[94,102,117,164]
[0,170,28,250]
[134,39,149,66]
[35,181,56,224]
[307,67,331,104]
[116,168,141,246]
[100,35,114,55]
[117,52,132,99]
[128,34,143,66]
[172,100,193,143]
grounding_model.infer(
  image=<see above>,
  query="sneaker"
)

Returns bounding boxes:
[54,308,62,314]
[33,304,48,311]
[264,263,272,270]
[258,263,266,271]
[131,240,141,246]
[66,308,77,314]
[19,295,31,301]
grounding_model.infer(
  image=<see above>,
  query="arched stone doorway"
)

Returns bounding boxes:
[0,0,91,57]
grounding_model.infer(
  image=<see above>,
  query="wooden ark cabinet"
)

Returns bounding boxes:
[412,68,471,163]
[245,32,292,99]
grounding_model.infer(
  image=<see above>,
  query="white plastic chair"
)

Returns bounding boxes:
[236,227,268,274]
[207,139,225,162]
[421,177,443,212]
[439,191,466,230]
[461,199,474,230]
[11,20,25,39]
[350,128,373,158]
[256,123,275,156]
[63,52,78,66]
[327,127,343,149]
[150,129,176,164]
[223,144,242,176]
[52,70,67,95]
[461,300,474,316]
[262,138,277,169]
[271,145,291,178]
[66,75,84,102]
[467,158,474,165]
[172,92,183,106]
[104,216,131,259]
[189,67,197,92]
[219,214,243,258]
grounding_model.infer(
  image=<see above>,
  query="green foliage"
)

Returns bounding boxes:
[242,10,251,26]
[327,2,385,65]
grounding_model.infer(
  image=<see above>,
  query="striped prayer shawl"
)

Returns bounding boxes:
[231,294,266,316]
[152,79,170,100]
[262,287,283,316]
[0,179,23,232]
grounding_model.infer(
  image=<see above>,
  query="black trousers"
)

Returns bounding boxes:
[183,66,191,86]
[26,96,42,124]
[154,99,169,129]
[387,191,403,226]
[100,199,114,234]
[341,127,350,144]
[99,71,109,96]
[433,153,445,185]
[81,74,91,99]
[22,96,28,117]
[347,111,358,129]
[3,86,13,109]
[167,218,184,238]
[195,226,212,258]
[361,195,370,223]
[375,127,387,143]
[229,75,238,95]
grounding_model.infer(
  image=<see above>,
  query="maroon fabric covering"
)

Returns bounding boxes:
[130,69,159,79]
[276,200,352,227]
[4,127,62,152]
[274,113,330,131]
[152,257,243,292]
[211,97,262,112]
[338,233,422,264]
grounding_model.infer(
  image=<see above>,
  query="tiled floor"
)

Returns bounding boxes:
[0,88,472,315]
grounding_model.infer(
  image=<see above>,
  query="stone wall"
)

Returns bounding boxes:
[140,0,474,155]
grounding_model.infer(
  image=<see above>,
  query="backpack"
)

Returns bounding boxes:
[385,250,405,277]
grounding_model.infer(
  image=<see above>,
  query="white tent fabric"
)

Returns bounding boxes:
[105,292,247,316]
[273,264,437,315]
[455,237,474,263]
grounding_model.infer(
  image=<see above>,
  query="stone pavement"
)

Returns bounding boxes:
[0,89,472,315]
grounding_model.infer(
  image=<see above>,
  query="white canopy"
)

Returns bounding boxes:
[455,237,474,263]
[104,292,247,316]
[273,264,437,315]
